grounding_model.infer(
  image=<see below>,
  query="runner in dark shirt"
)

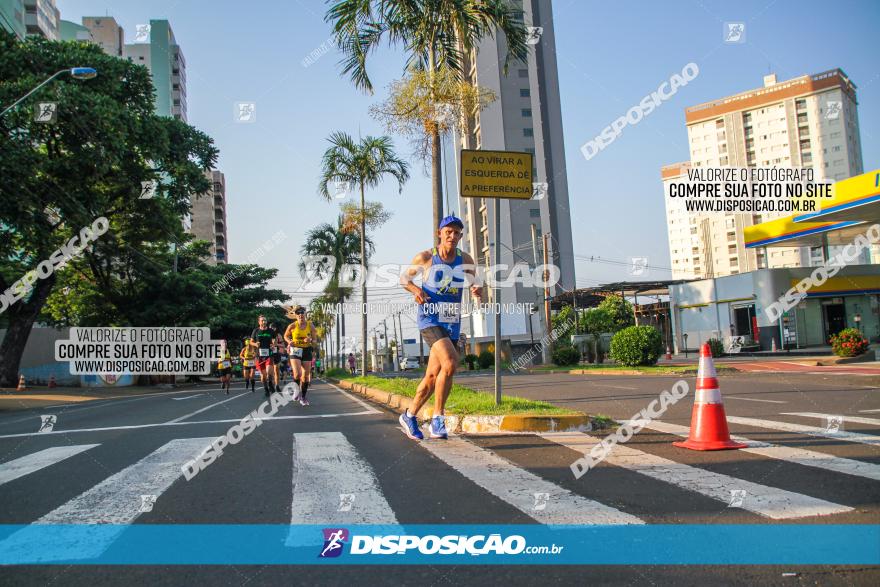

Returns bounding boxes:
[249,315,278,396]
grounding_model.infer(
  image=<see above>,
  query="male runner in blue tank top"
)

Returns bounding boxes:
[399,215,482,440]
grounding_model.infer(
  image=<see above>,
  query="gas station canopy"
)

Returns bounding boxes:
[745,168,879,248]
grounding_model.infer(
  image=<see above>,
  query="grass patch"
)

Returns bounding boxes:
[334,374,579,416]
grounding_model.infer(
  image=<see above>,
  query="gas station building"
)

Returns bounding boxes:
[669,169,880,352]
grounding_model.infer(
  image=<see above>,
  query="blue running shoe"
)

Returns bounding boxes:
[399,412,423,440]
[429,416,448,439]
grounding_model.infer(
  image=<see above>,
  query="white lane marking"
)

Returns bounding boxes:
[726,396,787,404]
[0,445,99,486]
[781,412,880,426]
[541,432,852,520]
[171,394,205,401]
[318,378,382,413]
[629,420,880,483]
[422,436,643,525]
[726,416,880,447]
[859,409,880,413]
[287,432,396,532]
[0,438,211,561]
[0,411,379,439]
[165,392,249,423]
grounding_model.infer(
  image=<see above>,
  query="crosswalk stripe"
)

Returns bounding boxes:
[0,444,99,486]
[0,437,212,562]
[421,437,643,525]
[628,420,880,482]
[288,432,396,528]
[781,412,880,427]
[726,416,880,447]
[541,432,852,520]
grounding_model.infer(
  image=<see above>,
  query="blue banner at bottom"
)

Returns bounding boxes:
[0,524,877,565]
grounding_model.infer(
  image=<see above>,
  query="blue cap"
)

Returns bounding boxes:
[438,215,464,230]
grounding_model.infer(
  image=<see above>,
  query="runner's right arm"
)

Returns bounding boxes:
[401,250,431,305]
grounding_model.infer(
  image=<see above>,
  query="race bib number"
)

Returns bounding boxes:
[438,302,461,324]
[243,360,254,367]
[290,347,304,358]
[220,360,231,369]
[258,348,270,357]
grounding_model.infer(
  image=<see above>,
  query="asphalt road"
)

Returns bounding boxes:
[0,372,878,586]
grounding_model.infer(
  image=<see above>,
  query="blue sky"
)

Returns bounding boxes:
[56,0,880,339]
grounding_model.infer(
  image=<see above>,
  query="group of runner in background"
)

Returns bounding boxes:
[216,306,321,406]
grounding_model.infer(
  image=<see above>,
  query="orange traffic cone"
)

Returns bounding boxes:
[673,343,746,451]
[48,374,57,389]
[16,375,26,391]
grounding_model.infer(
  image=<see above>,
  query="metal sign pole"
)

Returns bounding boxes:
[494,198,502,405]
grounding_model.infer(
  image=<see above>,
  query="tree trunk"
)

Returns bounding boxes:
[335,315,341,369]
[360,183,368,377]
[341,311,346,369]
[431,124,443,245]
[0,273,56,387]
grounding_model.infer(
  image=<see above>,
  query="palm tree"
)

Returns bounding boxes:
[299,216,372,368]
[326,0,528,235]
[318,132,408,376]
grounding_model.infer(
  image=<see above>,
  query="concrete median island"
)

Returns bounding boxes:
[325,373,602,434]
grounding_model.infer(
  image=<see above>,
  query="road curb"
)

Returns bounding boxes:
[329,378,594,434]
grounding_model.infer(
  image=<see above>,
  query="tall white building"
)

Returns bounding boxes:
[453,0,575,342]
[23,0,58,39]
[663,69,865,280]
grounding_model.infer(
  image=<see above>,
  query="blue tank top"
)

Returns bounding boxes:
[416,247,465,339]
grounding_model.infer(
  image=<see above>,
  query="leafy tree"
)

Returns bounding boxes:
[318,132,408,375]
[326,0,527,236]
[581,307,615,360]
[597,295,635,332]
[0,32,218,385]
[299,216,371,368]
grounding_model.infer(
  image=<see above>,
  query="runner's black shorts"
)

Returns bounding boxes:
[289,346,313,363]
[218,368,231,377]
[271,353,283,365]
[421,326,459,349]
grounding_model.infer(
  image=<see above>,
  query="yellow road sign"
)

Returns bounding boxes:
[460,149,534,199]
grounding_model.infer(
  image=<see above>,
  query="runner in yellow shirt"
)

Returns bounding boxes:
[217,342,233,394]
[284,305,317,406]
[239,338,257,392]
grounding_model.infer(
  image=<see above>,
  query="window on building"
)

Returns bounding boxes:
[522,108,532,117]
[529,209,540,218]
[520,88,530,98]
[518,68,528,78]
[523,128,533,137]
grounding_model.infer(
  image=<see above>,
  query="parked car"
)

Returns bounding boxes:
[400,356,421,370]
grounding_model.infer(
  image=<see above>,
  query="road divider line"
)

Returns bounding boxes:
[0,444,99,486]
[0,437,211,561]
[781,412,880,426]
[859,409,880,413]
[286,432,396,545]
[629,420,880,482]
[0,411,378,439]
[541,432,852,520]
[171,394,205,401]
[165,392,249,423]
[422,437,643,525]
[726,416,880,447]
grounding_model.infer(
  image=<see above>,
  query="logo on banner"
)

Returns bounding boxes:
[319,528,349,558]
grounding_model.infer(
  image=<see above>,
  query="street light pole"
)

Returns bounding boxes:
[1,67,98,118]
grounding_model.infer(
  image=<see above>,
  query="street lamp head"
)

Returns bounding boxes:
[70,67,97,80]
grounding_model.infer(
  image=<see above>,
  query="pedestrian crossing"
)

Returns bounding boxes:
[0,411,877,561]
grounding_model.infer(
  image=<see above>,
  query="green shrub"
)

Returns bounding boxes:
[830,328,869,357]
[609,326,663,366]
[706,338,725,358]
[552,345,581,366]
[478,350,494,369]
[464,354,479,370]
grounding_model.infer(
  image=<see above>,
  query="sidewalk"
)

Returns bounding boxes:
[0,380,222,412]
